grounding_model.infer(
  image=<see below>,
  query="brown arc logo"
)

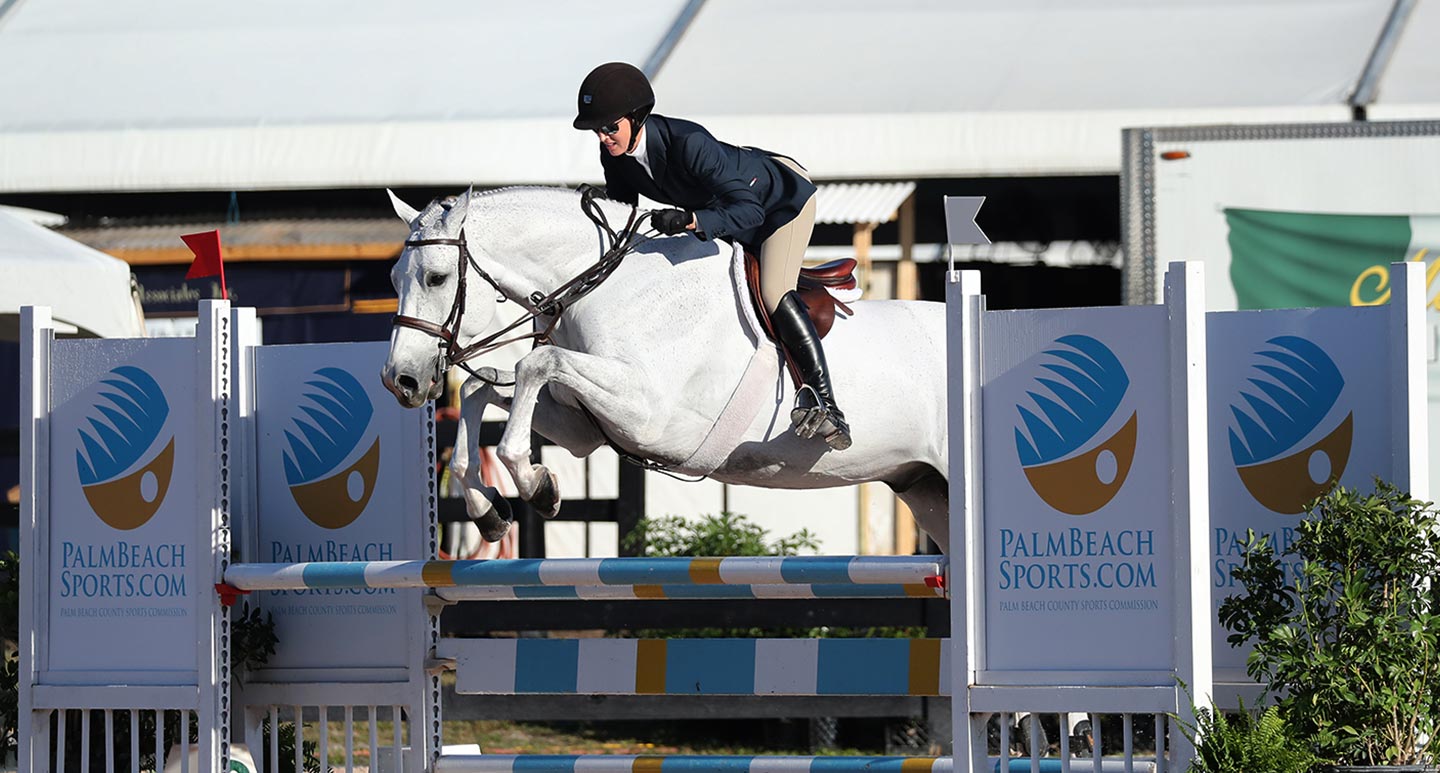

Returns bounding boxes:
[1014,335,1137,516]
[1023,413,1139,515]
[1236,415,1353,514]
[290,438,381,529]
[75,366,175,530]
[1228,336,1352,514]
[283,368,380,529]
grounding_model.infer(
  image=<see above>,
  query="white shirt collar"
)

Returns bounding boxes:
[626,125,653,180]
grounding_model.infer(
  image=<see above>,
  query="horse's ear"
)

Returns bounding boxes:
[387,189,420,225]
[444,186,475,232]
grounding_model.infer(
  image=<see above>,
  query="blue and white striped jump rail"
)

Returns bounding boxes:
[435,581,945,601]
[223,556,947,592]
[437,638,951,697]
[431,757,1156,773]
[434,755,952,773]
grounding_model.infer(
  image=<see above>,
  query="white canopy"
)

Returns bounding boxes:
[0,208,145,338]
[0,0,1435,191]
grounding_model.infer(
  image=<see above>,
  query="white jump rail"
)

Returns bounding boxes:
[223,556,946,591]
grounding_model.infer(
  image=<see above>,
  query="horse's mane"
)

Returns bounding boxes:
[415,185,632,231]
[480,185,574,199]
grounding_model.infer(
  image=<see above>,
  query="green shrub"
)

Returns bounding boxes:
[232,601,279,684]
[625,511,819,557]
[0,551,16,755]
[1218,481,1440,766]
[621,512,925,640]
[1181,698,1317,773]
[255,716,326,773]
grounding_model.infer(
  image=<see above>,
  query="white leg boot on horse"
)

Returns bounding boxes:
[771,291,852,451]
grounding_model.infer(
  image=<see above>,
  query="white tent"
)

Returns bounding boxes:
[0,208,145,338]
[1,0,1437,192]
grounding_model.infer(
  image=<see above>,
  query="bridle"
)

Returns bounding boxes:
[391,188,710,480]
[391,188,652,384]
[390,226,523,383]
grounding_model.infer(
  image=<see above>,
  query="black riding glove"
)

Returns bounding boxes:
[654,209,693,236]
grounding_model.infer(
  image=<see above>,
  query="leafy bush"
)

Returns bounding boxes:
[232,600,279,684]
[1180,698,1317,773]
[255,715,326,773]
[621,512,924,640]
[625,511,819,557]
[1218,481,1440,766]
[0,551,16,755]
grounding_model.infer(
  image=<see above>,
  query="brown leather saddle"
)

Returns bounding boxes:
[743,251,857,341]
[743,251,857,389]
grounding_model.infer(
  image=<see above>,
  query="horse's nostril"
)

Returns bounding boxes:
[396,374,420,395]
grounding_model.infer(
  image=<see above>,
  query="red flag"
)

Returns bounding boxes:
[181,230,227,300]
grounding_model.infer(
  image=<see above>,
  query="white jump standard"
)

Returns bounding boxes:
[21,259,1428,772]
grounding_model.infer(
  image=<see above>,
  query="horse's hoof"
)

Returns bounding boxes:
[530,468,562,520]
[475,512,512,543]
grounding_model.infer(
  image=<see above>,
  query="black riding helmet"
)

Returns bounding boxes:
[574,62,655,136]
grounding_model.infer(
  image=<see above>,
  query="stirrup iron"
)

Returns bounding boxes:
[789,385,853,450]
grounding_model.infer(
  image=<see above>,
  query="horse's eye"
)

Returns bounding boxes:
[425,273,448,288]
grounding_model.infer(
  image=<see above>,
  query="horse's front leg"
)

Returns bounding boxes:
[498,346,657,519]
[452,369,516,541]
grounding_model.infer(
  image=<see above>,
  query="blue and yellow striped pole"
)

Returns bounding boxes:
[433,755,952,772]
[224,556,947,591]
[439,638,949,697]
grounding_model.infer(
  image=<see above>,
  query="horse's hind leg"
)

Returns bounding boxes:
[890,466,950,553]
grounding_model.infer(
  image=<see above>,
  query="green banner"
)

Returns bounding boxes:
[1224,208,1437,309]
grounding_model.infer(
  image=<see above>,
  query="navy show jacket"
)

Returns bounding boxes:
[598,114,818,249]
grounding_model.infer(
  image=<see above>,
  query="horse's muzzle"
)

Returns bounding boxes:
[382,366,431,408]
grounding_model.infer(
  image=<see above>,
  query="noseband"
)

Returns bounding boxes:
[391,228,506,368]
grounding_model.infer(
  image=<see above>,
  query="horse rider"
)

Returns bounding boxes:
[572,62,852,451]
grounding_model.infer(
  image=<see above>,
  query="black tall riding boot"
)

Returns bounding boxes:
[771,291,852,450]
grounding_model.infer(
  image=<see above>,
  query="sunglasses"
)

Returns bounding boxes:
[595,120,623,137]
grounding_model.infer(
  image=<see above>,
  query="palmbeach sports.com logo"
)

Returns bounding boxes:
[76,366,175,530]
[1228,336,1352,514]
[1014,335,1138,516]
[283,368,381,529]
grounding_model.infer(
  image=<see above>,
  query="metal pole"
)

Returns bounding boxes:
[643,0,707,79]
[1348,0,1417,119]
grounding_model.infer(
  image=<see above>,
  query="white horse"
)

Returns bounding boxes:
[381,186,951,550]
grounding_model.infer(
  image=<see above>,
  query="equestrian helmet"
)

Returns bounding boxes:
[574,62,655,131]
